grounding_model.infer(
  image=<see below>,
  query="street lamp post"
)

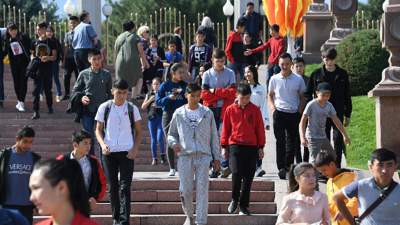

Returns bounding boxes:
[102,3,113,65]
[223,0,234,36]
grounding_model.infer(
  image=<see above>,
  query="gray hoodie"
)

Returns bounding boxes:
[167,104,222,161]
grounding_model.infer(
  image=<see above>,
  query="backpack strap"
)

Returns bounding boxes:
[127,102,136,139]
[103,100,113,134]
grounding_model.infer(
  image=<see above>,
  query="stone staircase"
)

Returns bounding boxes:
[0,64,277,225]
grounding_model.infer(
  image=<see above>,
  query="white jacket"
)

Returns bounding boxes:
[250,84,269,126]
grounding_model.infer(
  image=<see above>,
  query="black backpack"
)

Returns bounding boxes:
[25,57,41,79]
[103,100,136,138]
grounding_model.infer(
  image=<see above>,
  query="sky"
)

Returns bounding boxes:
[53,0,369,17]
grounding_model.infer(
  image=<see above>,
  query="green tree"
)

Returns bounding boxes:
[0,0,58,23]
[359,0,385,21]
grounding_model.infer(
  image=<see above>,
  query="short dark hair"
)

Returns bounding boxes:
[293,57,305,65]
[79,11,89,22]
[247,2,255,7]
[113,79,129,90]
[88,49,101,58]
[37,21,48,29]
[46,26,55,33]
[16,126,35,139]
[123,20,135,31]
[196,29,206,36]
[186,83,202,94]
[314,151,337,167]
[72,130,92,144]
[321,47,337,60]
[237,83,252,96]
[69,16,79,21]
[7,22,18,30]
[371,148,397,164]
[168,39,177,46]
[212,48,226,59]
[279,52,292,61]
[236,18,247,28]
[271,24,280,32]
[150,34,158,40]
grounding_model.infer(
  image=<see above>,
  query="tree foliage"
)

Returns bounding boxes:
[359,0,385,21]
[0,0,58,23]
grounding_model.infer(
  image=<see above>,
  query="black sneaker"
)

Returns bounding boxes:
[239,206,251,216]
[227,200,238,214]
[160,154,166,164]
[0,101,3,108]
[278,168,286,180]
[61,95,70,101]
[48,107,54,114]
[31,111,40,120]
[210,170,220,178]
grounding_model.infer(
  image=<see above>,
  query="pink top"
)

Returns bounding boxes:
[276,191,331,225]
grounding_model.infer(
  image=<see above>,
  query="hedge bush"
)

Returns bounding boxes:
[336,29,389,96]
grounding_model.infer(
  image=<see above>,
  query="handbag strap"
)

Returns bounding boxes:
[357,180,398,222]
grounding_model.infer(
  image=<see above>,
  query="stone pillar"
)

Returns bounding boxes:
[368,0,400,162]
[77,0,102,38]
[234,0,260,28]
[323,0,357,49]
[302,0,334,64]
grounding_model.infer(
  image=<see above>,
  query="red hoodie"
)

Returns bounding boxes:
[225,31,244,64]
[221,102,266,148]
[201,85,236,120]
[250,36,285,65]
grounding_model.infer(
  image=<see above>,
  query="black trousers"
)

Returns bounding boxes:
[162,111,176,170]
[229,145,258,208]
[74,49,91,73]
[63,57,78,95]
[273,110,301,171]
[10,61,28,102]
[3,204,34,224]
[33,64,53,112]
[102,151,134,225]
[326,115,345,168]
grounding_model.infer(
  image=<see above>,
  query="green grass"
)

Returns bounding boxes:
[345,96,376,169]
[305,63,321,77]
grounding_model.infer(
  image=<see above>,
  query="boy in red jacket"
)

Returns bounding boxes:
[57,130,106,210]
[244,24,285,86]
[225,18,247,80]
[221,83,265,216]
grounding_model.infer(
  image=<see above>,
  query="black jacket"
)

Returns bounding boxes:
[0,147,41,204]
[305,65,352,118]
[67,91,85,123]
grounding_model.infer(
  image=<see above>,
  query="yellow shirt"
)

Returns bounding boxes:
[326,170,358,225]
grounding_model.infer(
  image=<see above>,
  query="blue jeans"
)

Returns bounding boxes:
[52,60,62,96]
[81,114,96,155]
[0,62,4,101]
[228,62,245,80]
[148,116,165,159]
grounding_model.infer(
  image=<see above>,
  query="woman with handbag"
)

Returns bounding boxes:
[4,22,31,112]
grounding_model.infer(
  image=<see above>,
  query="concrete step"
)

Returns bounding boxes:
[34,214,278,225]
[91,202,276,215]
[100,190,275,202]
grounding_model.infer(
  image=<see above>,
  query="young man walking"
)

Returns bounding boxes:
[95,79,142,225]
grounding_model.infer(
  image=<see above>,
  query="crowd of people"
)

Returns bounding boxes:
[0,2,399,225]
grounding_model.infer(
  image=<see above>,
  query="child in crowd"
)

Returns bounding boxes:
[46,26,63,102]
[142,77,166,165]
[243,32,261,67]
[292,57,310,163]
[188,30,212,81]
[165,39,183,67]
[168,83,222,225]
[57,130,107,210]
[299,82,350,164]
[225,18,247,80]
[144,34,165,93]
[315,151,358,225]
[201,49,236,178]
[244,24,285,85]
[221,83,265,215]
[194,62,212,88]
[243,65,269,177]
[30,159,99,225]
[156,62,188,176]
[276,162,330,225]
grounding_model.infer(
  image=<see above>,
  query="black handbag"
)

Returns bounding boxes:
[26,57,41,79]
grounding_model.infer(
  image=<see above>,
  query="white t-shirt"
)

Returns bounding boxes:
[95,101,142,152]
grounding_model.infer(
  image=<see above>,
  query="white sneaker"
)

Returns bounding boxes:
[40,94,44,102]
[168,169,176,176]
[16,101,25,112]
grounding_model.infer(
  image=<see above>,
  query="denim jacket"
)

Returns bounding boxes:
[167,104,222,161]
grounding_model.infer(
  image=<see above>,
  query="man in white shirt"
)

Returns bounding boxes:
[95,79,142,225]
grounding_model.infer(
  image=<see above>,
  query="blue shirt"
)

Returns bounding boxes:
[4,148,34,206]
[202,67,236,107]
[72,22,97,49]
[156,80,187,113]
[343,177,400,225]
[165,51,183,63]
